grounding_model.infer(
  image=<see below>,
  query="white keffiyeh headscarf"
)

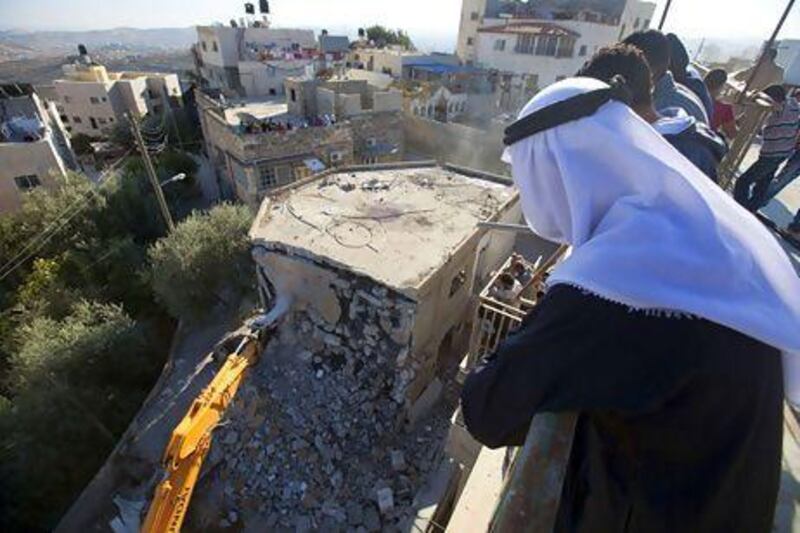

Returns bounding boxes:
[503,77,800,405]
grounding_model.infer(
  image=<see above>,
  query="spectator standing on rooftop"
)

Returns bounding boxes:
[462,76,800,533]
[705,68,739,140]
[578,44,727,181]
[733,84,800,210]
[623,29,709,124]
[735,48,785,93]
[666,33,714,119]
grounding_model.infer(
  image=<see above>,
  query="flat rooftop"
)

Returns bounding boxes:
[250,164,516,297]
[222,99,288,126]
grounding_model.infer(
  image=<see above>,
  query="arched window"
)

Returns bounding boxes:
[427,104,434,117]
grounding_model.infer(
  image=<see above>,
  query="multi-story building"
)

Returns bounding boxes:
[194,24,318,97]
[347,48,461,79]
[0,84,77,215]
[197,76,404,208]
[41,48,182,138]
[456,0,656,109]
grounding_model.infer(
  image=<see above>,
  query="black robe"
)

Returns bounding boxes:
[461,285,783,532]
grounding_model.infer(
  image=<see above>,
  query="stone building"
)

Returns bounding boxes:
[0,84,77,215]
[250,163,520,421]
[39,47,182,138]
[456,0,656,110]
[197,77,404,208]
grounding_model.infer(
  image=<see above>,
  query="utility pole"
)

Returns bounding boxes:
[658,0,674,30]
[129,114,175,232]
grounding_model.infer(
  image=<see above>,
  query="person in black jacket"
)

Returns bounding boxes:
[578,44,727,182]
[466,76,800,532]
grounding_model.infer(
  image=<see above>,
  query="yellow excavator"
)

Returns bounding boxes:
[140,312,280,533]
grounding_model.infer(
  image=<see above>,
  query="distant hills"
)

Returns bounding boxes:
[0,27,197,60]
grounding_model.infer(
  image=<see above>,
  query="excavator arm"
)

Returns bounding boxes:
[141,317,274,533]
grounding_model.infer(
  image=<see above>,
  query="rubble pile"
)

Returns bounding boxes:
[197,260,455,531]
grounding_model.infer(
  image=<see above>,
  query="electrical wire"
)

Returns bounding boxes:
[0,151,133,282]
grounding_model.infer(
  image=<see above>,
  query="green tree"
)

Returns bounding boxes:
[69,133,95,155]
[0,301,159,530]
[148,204,254,319]
[366,25,415,50]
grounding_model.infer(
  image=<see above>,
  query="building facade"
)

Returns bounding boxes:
[457,0,656,109]
[42,50,182,138]
[197,77,404,208]
[0,84,77,215]
[249,164,521,422]
[194,25,318,97]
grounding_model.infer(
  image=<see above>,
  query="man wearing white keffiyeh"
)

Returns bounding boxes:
[462,77,800,532]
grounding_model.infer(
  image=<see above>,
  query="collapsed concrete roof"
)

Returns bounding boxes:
[249,163,517,299]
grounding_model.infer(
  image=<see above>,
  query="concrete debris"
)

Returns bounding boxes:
[390,450,407,472]
[376,487,395,514]
[194,264,456,531]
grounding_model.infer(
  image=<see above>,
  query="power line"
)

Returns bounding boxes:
[0,151,132,282]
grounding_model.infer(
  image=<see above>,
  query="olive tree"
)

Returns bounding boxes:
[148,204,254,319]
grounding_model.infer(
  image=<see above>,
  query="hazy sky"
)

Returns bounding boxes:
[0,0,798,43]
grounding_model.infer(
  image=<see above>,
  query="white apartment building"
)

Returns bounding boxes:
[0,84,77,215]
[457,0,656,107]
[195,24,317,97]
[47,51,182,138]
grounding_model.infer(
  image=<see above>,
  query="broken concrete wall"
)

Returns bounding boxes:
[252,245,420,410]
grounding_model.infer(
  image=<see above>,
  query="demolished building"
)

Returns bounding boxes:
[180,163,521,530]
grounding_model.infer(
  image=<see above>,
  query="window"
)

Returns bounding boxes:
[201,41,207,51]
[108,117,114,122]
[579,44,588,56]
[494,39,506,52]
[90,117,98,129]
[517,35,536,55]
[64,95,72,103]
[290,89,297,102]
[269,88,277,96]
[366,138,377,147]
[258,166,277,190]
[72,116,82,124]
[536,35,558,56]
[466,37,474,46]
[212,41,219,52]
[634,17,641,29]
[65,126,72,132]
[556,37,576,58]
[101,96,107,102]
[60,114,69,123]
[98,117,107,125]
[470,11,479,21]
[89,96,100,104]
[14,175,41,192]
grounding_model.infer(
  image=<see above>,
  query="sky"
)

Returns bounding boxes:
[0,0,798,47]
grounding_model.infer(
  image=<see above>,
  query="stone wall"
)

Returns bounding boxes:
[350,112,405,160]
[403,113,508,175]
